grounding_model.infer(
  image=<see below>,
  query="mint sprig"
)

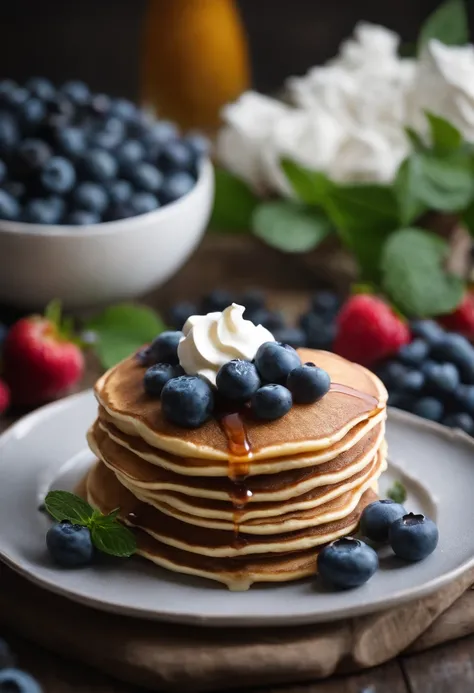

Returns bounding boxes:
[417,0,468,54]
[44,491,136,558]
[387,481,407,505]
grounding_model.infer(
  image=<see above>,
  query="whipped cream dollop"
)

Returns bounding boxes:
[177,303,274,386]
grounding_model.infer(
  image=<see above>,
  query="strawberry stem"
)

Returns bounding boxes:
[44,299,62,328]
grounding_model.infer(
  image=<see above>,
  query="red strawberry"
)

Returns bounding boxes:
[3,301,84,406]
[0,379,10,415]
[334,295,410,366]
[438,292,474,339]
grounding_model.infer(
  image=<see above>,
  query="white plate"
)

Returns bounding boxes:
[0,391,471,627]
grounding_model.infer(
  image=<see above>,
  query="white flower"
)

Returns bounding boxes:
[410,39,474,141]
[334,22,401,72]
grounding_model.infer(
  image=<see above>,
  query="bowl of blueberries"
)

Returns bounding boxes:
[0,78,214,309]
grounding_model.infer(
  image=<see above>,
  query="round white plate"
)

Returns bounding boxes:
[0,391,471,627]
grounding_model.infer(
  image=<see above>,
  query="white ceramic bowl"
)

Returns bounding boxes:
[0,159,214,310]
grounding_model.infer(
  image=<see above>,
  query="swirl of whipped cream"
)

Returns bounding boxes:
[178,303,275,386]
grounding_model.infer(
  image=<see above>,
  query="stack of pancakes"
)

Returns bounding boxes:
[86,348,388,590]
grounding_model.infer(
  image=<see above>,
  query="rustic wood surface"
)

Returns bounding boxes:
[1,234,473,693]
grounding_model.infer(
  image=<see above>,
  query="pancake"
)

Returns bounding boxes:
[95,349,387,461]
[87,461,378,557]
[88,419,385,503]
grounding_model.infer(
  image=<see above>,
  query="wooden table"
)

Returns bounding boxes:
[1,235,473,693]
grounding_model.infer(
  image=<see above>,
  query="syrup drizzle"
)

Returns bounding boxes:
[329,382,378,409]
[220,412,253,549]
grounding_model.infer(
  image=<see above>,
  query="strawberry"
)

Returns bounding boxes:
[3,300,85,406]
[334,294,410,366]
[438,292,474,339]
[0,379,10,415]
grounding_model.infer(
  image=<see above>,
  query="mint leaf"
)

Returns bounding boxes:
[323,184,400,233]
[45,491,95,526]
[252,201,332,253]
[418,0,468,52]
[210,168,258,232]
[85,304,166,370]
[395,157,428,225]
[387,481,407,504]
[462,199,474,237]
[381,227,465,317]
[90,522,137,558]
[426,112,462,153]
[404,127,425,151]
[281,159,331,205]
[416,152,474,212]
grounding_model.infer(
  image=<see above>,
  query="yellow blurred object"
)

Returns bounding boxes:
[141,0,251,133]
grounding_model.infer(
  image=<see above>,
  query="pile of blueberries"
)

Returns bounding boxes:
[0,638,42,692]
[167,288,340,350]
[376,320,474,436]
[139,329,332,428]
[318,499,438,589]
[0,77,208,225]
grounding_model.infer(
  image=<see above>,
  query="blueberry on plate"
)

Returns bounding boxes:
[46,520,94,567]
[168,301,198,330]
[40,155,76,194]
[251,384,292,421]
[442,412,474,436]
[271,327,307,349]
[255,342,301,383]
[399,369,425,394]
[299,312,336,351]
[144,363,182,397]
[398,339,430,367]
[376,361,407,389]
[318,537,378,589]
[410,319,444,345]
[79,148,117,182]
[0,638,15,669]
[0,668,43,693]
[159,171,195,204]
[287,362,331,404]
[360,499,407,543]
[161,375,214,428]
[455,384,474,416]
[0,190,20,221]
[157,140,194,173]
[389,513,439,561]
[129,192,160,215]
[431,333,474,384]
[65,210,100,226]
[201,289,234,314]
[310,290,340,316]
[216,359,261,401]
[22,198,61,225]
[61,79,90,105]
[147,330,183,365]
[411,396,444,422]
[26,76,56,100]
[424,362,459,395]
[73,182,108,214]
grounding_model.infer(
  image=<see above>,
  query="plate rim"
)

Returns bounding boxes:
[0,391,472,628]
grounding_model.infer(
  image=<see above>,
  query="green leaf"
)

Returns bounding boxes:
[462,199,474,237]
[394,157,428,226]
[416,152,474,212]
[323,184,400,233]
[387,481,407,504]
[210,168,258,232]
[44,491,95,526]
[418,0,468,53]
[425,112,463,153]
[85,304,166,370]
[280,159,331,205]
[381,227,465,317]
[252,201,332,253]
[404,127,425,151]
[90,522,137,558]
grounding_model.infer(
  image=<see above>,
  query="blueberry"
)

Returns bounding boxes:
[129,192,160,215]
[201,289,234,314]
[299,312,336,350]
[0,638,15,669]
[104,202,134,221]
[89,128,123,150]
[0,668,42,693]
[216,359,261,401]
[455,384,474,416]
[0,111,19,153]
[87,93,111,117]
[13,138,52,175]
[411,396,444,422]
[410,319,444,345]
[431,333,474,384]
[168,301,198,330]
[0,159,5,185]
[317,537,378,589]
[48,195,66,219]
[287,362,330,404]
[40,156,76,193]
[55,127,86,158]
[73,182,108,214]
[0,80,18,99]
[65,210,100,225]
[22,198,61,225]
[184,132,209,159]
[0,190,19,221]
[247,308,285,332]
[143,120,178,148]
[398,339,430,366]
[80,148,117,182]
[44,95,75,124]
[310,290,340,316]
[255,342,301,383]
[443,412,474,435]
[0,323,8,347]
[376,361,407,388]
[159,171,195,204]
[26,76,56,100]
[251,383,292,420]
[360,499,407,543]
[157,140,194,173]
[389,513,438,561]
[128,162,163,193]
[387,391,412,409]
[272,327,307,348]
[144,363,182,397]
[116,139,145,171]
[425,362,460,395]
[147,330,183,365]
[3,181,25,200]
[46,520,94,567]
[61,79,90,105]
[109,98,136,122]
[400,369,425,394]
[4,87,29,112]
[161,375,214,428]
[105,179,133,205]
[19,98,46,130]
[240,289,266,313]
